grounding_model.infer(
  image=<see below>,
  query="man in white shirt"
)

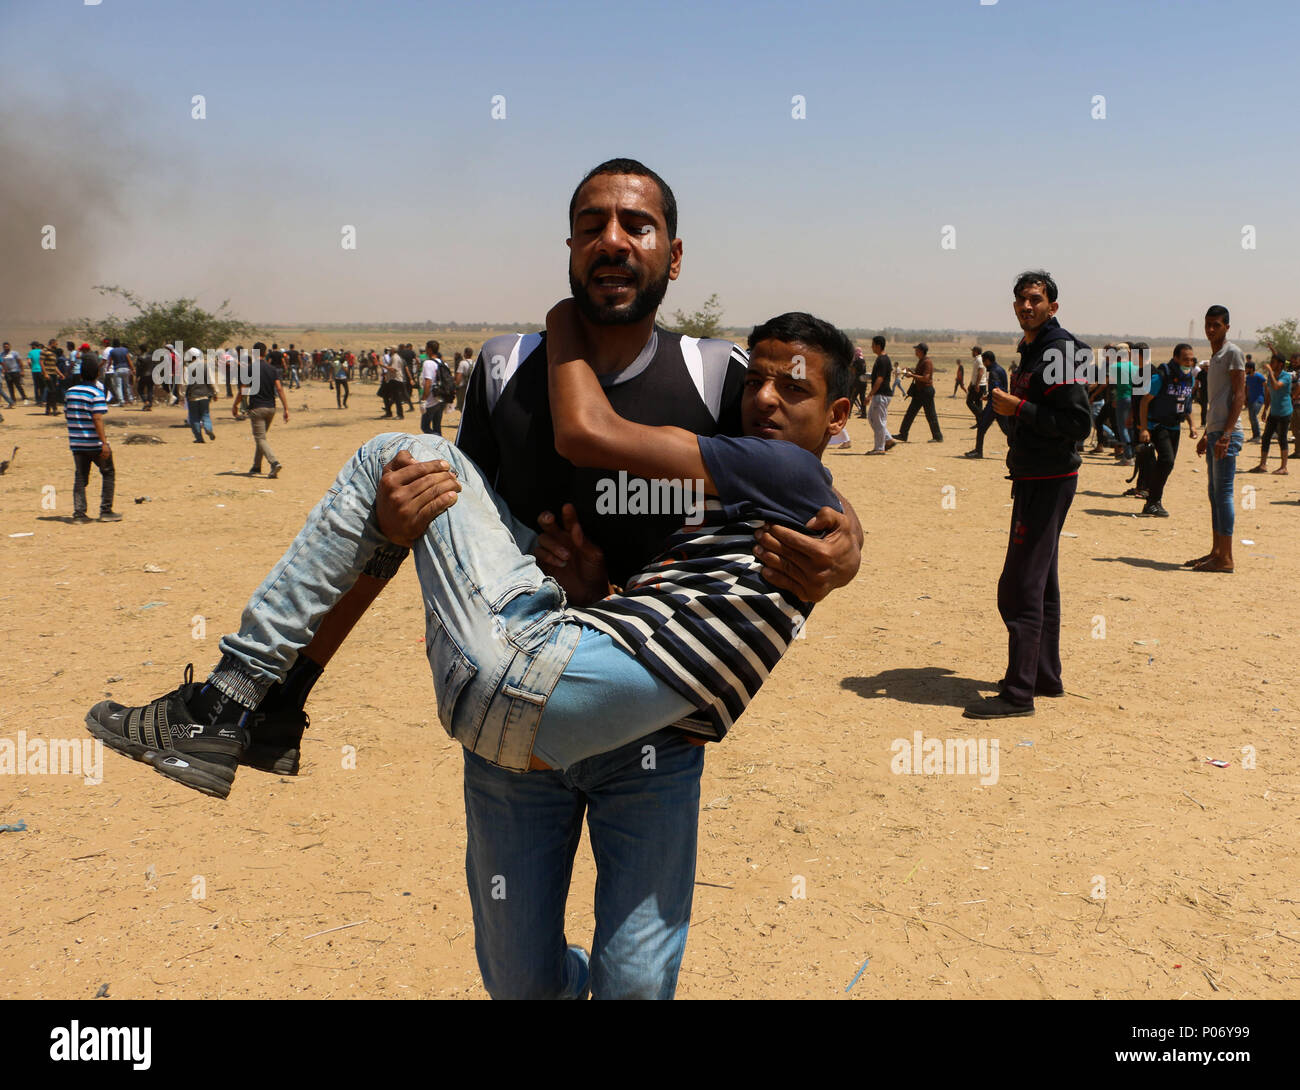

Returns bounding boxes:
[420,340,450,435]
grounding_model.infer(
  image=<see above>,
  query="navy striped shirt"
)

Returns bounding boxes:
[65,383,107,450]
[568,435,841,740]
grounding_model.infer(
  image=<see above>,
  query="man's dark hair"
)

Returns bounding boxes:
[1013,269,1058,303]
[871,335,886,350]
[463,346,472,358]
[79,355,100,384]
[1245,360,1255,372]
[569,158,678,239]
[1173,342,1194,360]
[747,312,854,404]
[111,338,120,348]
[982,350,997,365]
[426,340,440,354]
[1205,304,1230,323]
[914,342,929,355]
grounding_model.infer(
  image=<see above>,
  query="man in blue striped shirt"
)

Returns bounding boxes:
[64,355,122,523]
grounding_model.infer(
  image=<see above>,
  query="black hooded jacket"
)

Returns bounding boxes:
[1004,317,1094,480]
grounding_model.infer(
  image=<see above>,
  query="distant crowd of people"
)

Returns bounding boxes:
[836,333,1300,522]
[0,335,479,522]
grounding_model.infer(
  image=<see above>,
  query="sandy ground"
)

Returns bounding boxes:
[1,374,1297,1000]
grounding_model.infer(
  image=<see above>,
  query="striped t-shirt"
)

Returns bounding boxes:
[65,383,108,450]
[567,434,841,740]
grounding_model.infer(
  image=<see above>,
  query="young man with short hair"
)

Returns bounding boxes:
[232,342,288,479]
[64,355,122,523]
[866,335,896,453]
[964,271,1091,719]
[1183,306,1245,573]
[420,340,452,435]
[1,342,25,407]
[1244,361,1266,441]
[1248,352,1292,475]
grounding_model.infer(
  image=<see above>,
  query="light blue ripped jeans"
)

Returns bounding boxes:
[216,432,695,772]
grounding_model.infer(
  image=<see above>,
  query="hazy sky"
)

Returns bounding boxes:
[2,0,1296,339]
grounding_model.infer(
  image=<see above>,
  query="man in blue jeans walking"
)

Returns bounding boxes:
[436,160,862,998]
[1183,305,1245,574]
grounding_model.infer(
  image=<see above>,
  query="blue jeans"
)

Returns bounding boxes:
[217,433,695,771]
[463,724,702,999]
[1205,429,1243,536]
[187,398,213,440]
[1113,396,1132,458]
[1247,398,1264,439]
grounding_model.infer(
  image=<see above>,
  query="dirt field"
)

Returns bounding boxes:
[1,363,1297,1000]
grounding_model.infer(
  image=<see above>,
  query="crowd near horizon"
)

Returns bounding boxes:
[3,322,1298,527]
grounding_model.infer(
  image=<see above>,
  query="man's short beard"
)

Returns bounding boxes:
[569,264,671,326]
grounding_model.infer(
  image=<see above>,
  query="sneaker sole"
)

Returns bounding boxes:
[85,706,237,799]
[963,705,1036,720]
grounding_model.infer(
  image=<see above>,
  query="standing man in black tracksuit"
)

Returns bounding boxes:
[964,270,1093,719]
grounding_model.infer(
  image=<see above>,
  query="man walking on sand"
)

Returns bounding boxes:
[866,335,896,453]
[895,342,943,442]
[233,342,288,479]
[64,354,122,524]
[1182,306,1245,574]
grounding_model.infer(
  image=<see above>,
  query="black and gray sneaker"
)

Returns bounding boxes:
[84,664,246,799]
[1138,502,1169,518]
[242,706,310,775]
